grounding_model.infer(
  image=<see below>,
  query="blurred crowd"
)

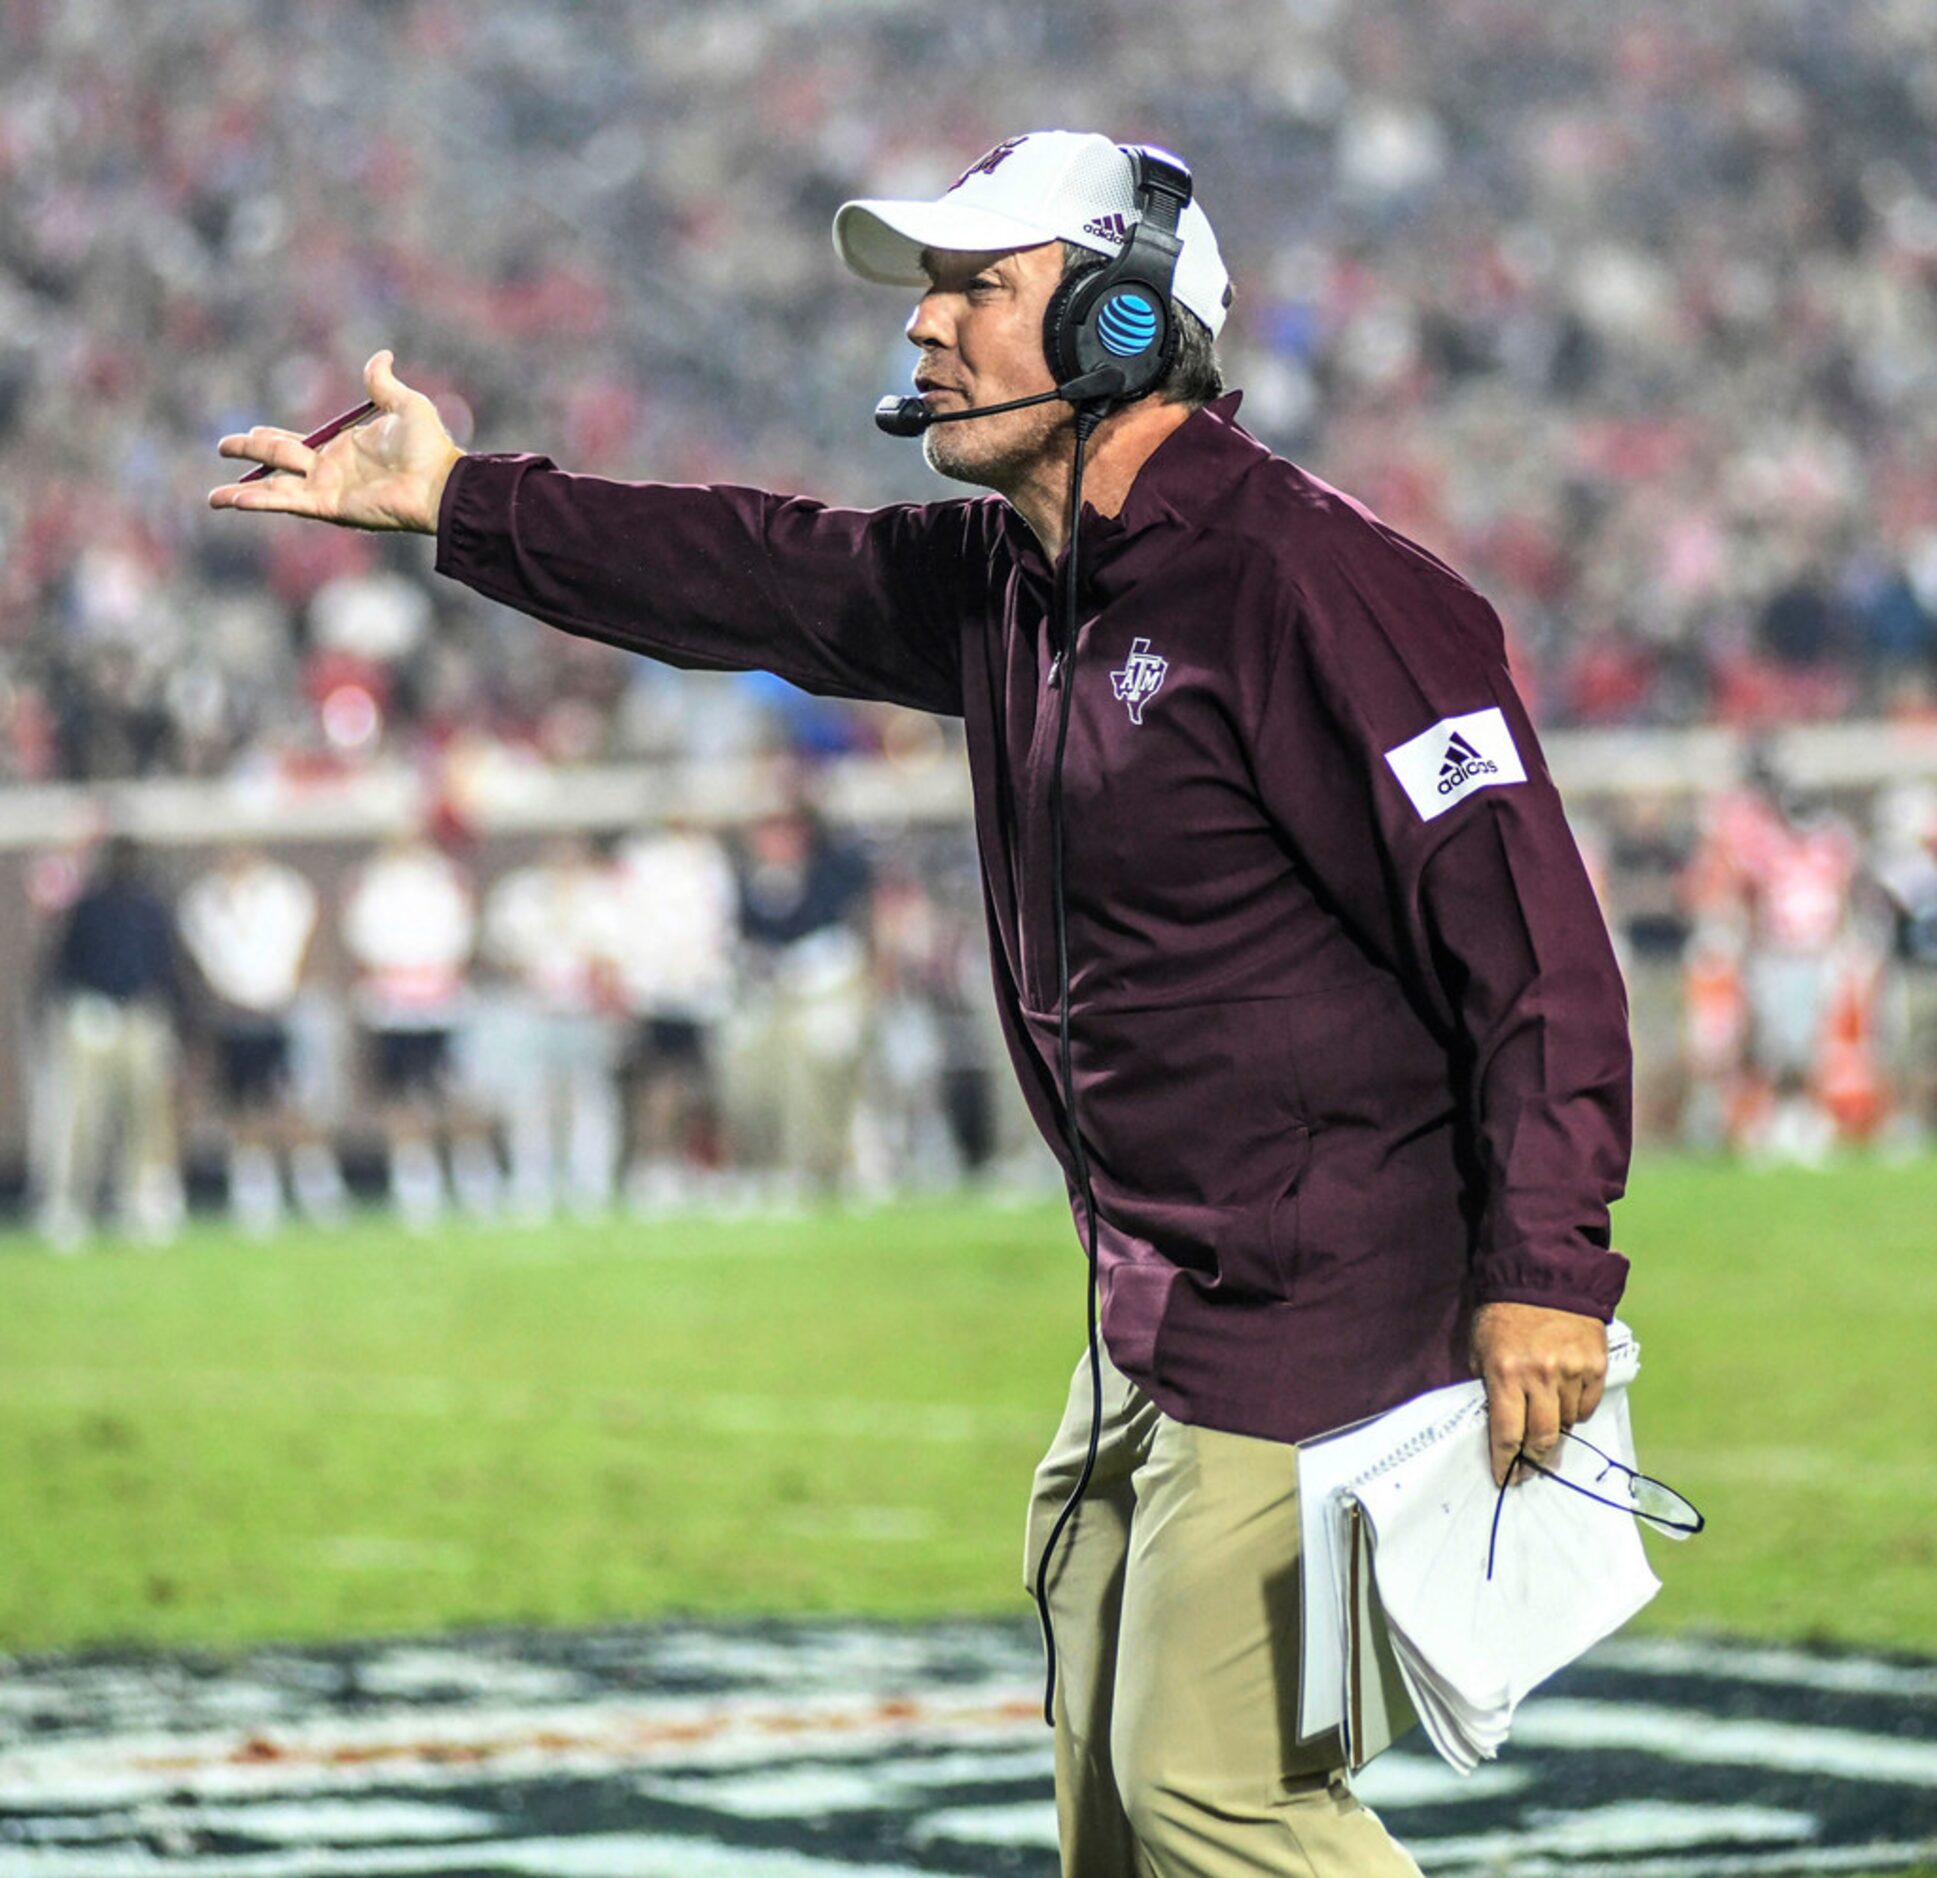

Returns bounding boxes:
[26,786,1048,1248]
[24,762,1937,1245]
[1585,765,1937,1166]
[8,0,1937,1237]
[3,0,1937,792]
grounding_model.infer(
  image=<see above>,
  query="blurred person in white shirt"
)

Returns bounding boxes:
[177,844,347,1233]
[483,834,626,1220]
[341,828,501,1225]
[609,819,737,1209]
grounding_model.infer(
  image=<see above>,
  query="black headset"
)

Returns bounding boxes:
[1023,143,1202,1732]
[1042,145,1194,409]
[871,139,1214,1729]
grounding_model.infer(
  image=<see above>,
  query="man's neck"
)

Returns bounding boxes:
[1004,397,1195,562]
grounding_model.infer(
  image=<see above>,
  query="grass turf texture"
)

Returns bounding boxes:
[0,1153,1933,1658]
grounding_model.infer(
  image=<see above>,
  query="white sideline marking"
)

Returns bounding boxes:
[637,1767,898,1819]
[634,1745,1058,1819]
[1352,1757,1529,1807]
[1484,1848,1937,1878]
[0,1802,494,1848]
[0,1837,936,1876]
[355,1649,582,1702]
[1407,1800,1815,1863]
[912,1801,1057,1850]
[1590,1633,1937,1698]
[1515,1698,1937,1785]
[188,1801,496,1844]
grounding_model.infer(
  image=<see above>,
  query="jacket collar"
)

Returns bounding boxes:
[1004,389,1264,583]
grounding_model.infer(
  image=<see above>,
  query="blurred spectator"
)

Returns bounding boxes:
[855,870,963,1196]
[341,827,500,1225]
[35,836,185,1248]
[720,797,873,1200]
[5,1,1937,785]
[483,834,625,1219]
[610,818,737,1209]
[1682,771,1879,1159]
[177,844,347,1232]
[1873,781,1937,1143]
[1602,794,1696,1136]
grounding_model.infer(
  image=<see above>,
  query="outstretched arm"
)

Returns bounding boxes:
[209,352,462,534]
[212,353,969,716]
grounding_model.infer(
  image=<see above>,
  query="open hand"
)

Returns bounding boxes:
[1470,1301,1608,1487]
[209,351,463,535]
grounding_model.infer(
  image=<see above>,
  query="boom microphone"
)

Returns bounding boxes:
[873,365,1129,436]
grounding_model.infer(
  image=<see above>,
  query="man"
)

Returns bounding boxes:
[610,814,738,1210]
[724,793,875,1201]
[212,129,1631,1876]
[482,834,626,1220]
[177,843,347,1233]
[37,834,186,1248]
[340,825,500,1226]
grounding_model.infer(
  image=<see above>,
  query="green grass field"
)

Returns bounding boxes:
[1,1152,1934,1661]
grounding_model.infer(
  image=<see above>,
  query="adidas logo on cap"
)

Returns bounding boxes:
[1081,212,1130,245]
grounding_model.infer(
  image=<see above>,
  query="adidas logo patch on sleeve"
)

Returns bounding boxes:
[1382,706,1527,822]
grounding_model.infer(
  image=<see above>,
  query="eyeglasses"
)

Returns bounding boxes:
[1487,1429,1705,1581]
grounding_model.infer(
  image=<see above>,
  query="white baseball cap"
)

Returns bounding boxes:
[834,130,1232,338]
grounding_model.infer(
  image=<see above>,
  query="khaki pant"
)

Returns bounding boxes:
[1025,1349,1422,1878]
[40,995,182,1242]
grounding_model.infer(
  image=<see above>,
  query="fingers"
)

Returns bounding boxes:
[1487,1386,1526,1489]
[365,348,413,412]
[1522,1382,1563,1465]
[207,478,323,515]
[215,427,316,480]
[1471,1300,1612,1485]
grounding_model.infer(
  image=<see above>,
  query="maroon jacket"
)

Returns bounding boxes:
[436,391,1632,1445]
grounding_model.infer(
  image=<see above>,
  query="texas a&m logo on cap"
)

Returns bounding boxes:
[949,137,1027,192]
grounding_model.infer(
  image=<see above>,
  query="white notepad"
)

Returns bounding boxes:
[1296,1321,1655,1771]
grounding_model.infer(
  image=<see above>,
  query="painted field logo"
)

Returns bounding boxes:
[1111,636,1167,723]
[1,1624,1933,1875]
[1439,729,1499,794]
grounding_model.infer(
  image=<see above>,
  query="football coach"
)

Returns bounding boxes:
[212,130,1633,1877]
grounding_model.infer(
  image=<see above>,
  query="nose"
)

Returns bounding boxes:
[905,287,952,354]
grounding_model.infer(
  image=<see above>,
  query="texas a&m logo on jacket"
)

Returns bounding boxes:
[1110,637,1167,724]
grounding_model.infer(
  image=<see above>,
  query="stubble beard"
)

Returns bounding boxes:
[921,399,1067,495]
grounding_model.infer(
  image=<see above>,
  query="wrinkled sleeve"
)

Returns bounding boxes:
[435,453,967,716]
[1249,526,1632,1320]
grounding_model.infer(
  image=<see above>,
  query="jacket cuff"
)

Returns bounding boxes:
[434,451,550,586]
[1469,1243,1630,1321]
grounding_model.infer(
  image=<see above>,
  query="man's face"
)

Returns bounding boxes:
[905,243,1066,491]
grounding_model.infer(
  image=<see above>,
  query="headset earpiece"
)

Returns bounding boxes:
[1043,264,1177,398]
[1043,146,1194,409]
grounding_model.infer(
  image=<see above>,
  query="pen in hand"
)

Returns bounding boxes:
[237,399,380,483]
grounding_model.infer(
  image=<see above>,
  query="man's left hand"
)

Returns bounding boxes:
[1469,1301,1608,1487]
